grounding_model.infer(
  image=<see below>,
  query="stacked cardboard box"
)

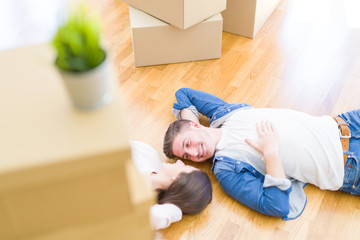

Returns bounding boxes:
[122,0,226,67]
[222,0,281,38]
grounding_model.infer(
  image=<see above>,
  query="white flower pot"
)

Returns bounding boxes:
[59,58,113,110]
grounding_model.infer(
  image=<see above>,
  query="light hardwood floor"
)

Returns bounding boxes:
[3,0,360,239]
[92,0,360,239]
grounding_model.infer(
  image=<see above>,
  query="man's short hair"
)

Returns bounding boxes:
[163,119,192,159]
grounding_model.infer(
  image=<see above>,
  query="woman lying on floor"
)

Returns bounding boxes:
[130,140,212,230]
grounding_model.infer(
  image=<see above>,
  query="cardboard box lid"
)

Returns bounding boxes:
[124,0,226,29]
[130,6,223,29]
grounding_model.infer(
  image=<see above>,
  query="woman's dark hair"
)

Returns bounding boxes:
[157,170,212,215]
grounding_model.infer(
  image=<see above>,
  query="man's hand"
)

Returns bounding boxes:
[245,121,279,155]
[245,121,285,179]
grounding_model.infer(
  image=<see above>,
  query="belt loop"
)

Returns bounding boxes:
[333,116,350,165]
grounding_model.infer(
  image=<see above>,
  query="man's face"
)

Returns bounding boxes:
[172,123,216,162]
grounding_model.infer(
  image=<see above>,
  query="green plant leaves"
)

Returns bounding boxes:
[52,3,106,72]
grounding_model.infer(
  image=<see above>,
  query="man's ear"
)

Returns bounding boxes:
[189,121,201,128]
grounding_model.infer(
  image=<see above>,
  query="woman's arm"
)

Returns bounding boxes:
[150,203,182,230]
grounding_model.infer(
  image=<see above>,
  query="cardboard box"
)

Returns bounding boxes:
[222,0,281,38]
[0,44,154,240]
[122,0,226,29]
[129,7,223,67]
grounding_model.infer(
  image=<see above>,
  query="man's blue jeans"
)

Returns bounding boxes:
[338,109,360,195]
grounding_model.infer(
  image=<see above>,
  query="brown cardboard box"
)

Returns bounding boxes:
[222,0,281,38]
[129,7,223,67]
[0,44,154,240]
[122,0,226,29]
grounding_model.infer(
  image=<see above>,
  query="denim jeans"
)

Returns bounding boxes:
[338,109,360,195]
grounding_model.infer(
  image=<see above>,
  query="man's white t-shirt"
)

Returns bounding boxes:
[216,108,344,190]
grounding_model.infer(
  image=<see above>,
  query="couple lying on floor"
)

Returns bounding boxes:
[135,88,360,230]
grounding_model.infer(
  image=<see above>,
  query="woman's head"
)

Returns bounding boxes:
[153,159,198,189]
[156,167,212,215]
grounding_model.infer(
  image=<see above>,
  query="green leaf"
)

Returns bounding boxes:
[52,3,105,72]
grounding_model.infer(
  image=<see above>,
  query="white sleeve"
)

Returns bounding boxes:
[129,140,162,175]
[150,203,182,230]
[263,174,292,191]
[172,105,199,120]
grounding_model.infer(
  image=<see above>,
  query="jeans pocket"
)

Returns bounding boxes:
[343,157,358,185]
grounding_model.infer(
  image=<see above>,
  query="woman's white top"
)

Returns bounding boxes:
[130,140,182,230]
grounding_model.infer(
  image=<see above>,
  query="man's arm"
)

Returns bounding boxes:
[180,108,200,124]
[173,88,228,120]
[215,166,291,218]
[211,120,290,218]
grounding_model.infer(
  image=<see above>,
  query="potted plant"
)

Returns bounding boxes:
[52,3,112,110]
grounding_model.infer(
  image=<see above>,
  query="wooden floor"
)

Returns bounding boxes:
[2,0,360,239]
[97,1,360,239]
